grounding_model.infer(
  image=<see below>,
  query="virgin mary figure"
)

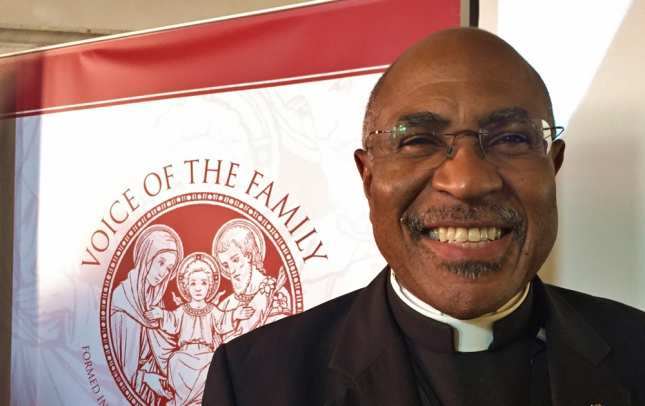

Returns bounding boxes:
[110,224,184,404]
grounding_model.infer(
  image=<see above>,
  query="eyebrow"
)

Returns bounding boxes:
[396,111,450,128]
[394,107,532,131]
[478,107,530,127]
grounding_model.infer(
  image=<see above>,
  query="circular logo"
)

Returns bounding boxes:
[99,192,302,405]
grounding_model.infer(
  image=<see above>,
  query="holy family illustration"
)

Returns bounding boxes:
[109,219,292,405]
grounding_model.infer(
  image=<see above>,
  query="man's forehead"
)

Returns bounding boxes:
[366,29,552,127]
[385,29,536,90]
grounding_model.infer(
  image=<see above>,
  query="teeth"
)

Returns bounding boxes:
[431,226,504,243]
[439,227,447,242]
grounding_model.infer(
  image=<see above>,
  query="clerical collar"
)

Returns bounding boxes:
[389,271,531,352]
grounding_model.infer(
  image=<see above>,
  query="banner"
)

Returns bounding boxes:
[1,1,461,404]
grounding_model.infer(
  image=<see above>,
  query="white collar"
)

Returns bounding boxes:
[389,271,530,352]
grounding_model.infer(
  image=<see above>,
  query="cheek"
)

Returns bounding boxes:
[519,173,557,228]
[150,265,161,278]
[503,168,558,267]
[369,163,432,218]
[531,178,558,246]
[367,164,433,257]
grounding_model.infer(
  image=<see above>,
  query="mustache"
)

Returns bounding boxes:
[400,204,524,240]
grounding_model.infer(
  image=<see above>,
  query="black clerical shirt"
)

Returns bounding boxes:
[387,281,552,406]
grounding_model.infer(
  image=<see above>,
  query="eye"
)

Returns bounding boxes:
[485,131,534,155]
[397,132,445,153]
[491,132,530,144]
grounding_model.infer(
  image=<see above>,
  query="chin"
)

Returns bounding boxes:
[448,272,530,318]
[400,257,529,319]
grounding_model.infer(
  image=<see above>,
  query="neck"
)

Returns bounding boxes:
[389,271,530,352]
[190,299,206,308]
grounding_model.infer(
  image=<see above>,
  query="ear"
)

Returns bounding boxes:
[354,149,373,199]
[550,140,565,174]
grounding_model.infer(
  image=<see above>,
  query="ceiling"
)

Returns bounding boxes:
[0,0,310,56]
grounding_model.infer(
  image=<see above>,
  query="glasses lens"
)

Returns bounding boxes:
[481,119,548,158]
[369,128,448,161]
[393,130,447,157]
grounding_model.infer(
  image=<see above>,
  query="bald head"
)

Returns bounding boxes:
[363,28,552,145]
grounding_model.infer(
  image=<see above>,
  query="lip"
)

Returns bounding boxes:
[420,232,513,263]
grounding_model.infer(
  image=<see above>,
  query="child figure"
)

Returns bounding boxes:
[145,252,253,406]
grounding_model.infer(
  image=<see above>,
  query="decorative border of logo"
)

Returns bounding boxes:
[99,192,303,405]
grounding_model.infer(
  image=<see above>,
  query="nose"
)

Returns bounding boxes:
[431,139,503,200]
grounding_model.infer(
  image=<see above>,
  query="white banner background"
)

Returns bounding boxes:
[12,74,386,405]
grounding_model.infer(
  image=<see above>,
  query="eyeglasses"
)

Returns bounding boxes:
[365,118,564,166]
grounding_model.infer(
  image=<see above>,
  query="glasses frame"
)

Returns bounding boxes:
[365,121,565,160]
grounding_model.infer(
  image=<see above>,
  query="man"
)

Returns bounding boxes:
[202,28,645,406]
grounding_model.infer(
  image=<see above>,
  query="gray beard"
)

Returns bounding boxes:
[441,261,501,279]
[400,203,524,279]
[232,272,252,294]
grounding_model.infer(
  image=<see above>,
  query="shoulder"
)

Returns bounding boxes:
[226,288,361,362]
[207,288,363,402]
[543,283,645,369]
[544,283,645,330]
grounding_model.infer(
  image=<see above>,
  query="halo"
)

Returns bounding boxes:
[175,252,221,303]
[211,218,265,280]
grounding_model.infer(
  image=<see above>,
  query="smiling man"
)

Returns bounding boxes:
[203,28,645,406]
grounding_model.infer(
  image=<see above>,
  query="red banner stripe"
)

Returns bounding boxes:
[0,0,460,117]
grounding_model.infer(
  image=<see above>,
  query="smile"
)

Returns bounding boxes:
[427,226,506,243]
[418,225,512,263]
